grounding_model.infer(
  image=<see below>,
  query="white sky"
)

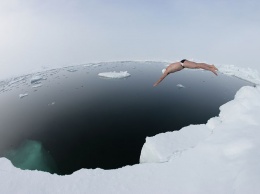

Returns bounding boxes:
[1,0,260,79]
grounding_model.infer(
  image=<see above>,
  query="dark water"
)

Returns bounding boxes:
[0,61,254,175]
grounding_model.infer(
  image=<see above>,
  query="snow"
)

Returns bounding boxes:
[98,71,131,78]
[218,64,260,85]
[0,62,260,194]
[140,124,212,163]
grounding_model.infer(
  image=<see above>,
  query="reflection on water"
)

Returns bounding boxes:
[0,61,254,175]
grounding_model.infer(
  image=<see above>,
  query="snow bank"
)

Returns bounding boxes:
[140,124,211,163]
[98,71,131,79]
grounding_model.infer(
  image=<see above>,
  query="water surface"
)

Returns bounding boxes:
[0,61,254,175]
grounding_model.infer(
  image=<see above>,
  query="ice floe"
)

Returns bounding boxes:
[32,84,42,88]
[19,93,28,99]
[31,76,43,84]
[67,69,77,72]
[98,71,131,79]
[48,102,55,106]
[83,63,101,68]
[176,84,185,88]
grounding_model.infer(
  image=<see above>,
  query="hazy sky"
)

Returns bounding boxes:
[1,0,260,79]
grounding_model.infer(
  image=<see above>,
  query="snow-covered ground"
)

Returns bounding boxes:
[0,63,259,194]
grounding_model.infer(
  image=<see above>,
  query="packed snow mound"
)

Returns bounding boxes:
[140,124,212,163]
[98,71,131,78]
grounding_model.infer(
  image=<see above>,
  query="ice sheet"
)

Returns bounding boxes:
[140,124,211,163]
[98,71,131,78]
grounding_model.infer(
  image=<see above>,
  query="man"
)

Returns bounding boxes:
[153,59,218,87]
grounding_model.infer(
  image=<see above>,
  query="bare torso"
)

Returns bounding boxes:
[165,62,184,74]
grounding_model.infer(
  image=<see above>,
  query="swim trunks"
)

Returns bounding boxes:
[180,59,186,68]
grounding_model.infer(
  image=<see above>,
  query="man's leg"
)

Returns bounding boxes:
[184,61,218,75]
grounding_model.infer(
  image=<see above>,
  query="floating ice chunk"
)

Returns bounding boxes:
[32,81,41,85]
[98,71,131,79]
[67,69,77,72]
[31,76,43,84]
[176,84,185,88]
[83,64,95,67]
[48,102,55,106]
[32,84,42,88]
[19,93,28,99]
[83,63,101,67]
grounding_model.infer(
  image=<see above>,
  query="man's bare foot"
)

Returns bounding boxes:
[211,65,218,71]
[210,68,218,76]
[210,65,218,76]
